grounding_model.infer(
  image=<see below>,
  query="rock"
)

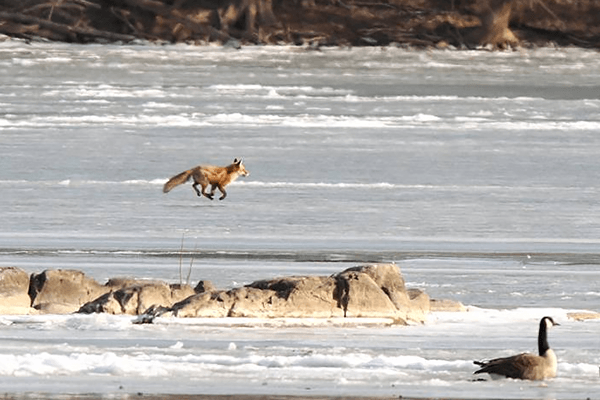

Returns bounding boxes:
[78,291,121,315]
[0,267,33,314]
[336,264,429,322]
[345,263,407,293]
[335,267,403,319]
[172,263,432,323]
[567,311,600,321]
[105,277,149,289]
[78,282,195,315]
[21,263,460,322]
[194,280,216,293]
[406,288,431,319]
[29,269,109,314]
[133,304,173,324]
[430,298,467,312]
[233,275,341,318]
[172,290,233,318]
[173,275,342,319]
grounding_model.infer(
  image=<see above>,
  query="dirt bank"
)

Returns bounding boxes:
[0,0,599,48]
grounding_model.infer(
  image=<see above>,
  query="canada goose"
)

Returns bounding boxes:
[473,316,559,380]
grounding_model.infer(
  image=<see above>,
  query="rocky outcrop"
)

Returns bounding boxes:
[74,263,436,323]
[0,267,32,314]
[26,271,196,314]
[168,263,431,323]
[172,275,342,319]
[0,264,463,322]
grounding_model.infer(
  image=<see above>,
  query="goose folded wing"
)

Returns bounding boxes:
[474,353,539,379]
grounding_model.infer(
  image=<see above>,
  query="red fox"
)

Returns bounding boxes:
[163,158,249,200]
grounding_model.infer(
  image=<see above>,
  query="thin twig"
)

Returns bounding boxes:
[532,0,566,30]
[179,232,185,286]
[186,242,196,286]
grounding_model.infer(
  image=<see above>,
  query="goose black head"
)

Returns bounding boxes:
[542,316,559,329]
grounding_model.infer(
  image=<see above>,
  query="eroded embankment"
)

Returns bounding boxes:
[0,0,599,49]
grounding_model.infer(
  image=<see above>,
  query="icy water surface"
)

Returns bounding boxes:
[1,40,600,398]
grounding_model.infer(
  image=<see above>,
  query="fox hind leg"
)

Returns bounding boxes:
[192,182,202,197]
[192,170,213,200]
[192,181,213,199]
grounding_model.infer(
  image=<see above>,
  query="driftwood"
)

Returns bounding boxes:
[0,11,137,42]
[0,0,234,43]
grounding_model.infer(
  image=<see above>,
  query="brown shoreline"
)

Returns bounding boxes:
[0,395,451,400]
[1,0,600,49]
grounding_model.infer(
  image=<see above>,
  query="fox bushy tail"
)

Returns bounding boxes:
[163,169,193,193]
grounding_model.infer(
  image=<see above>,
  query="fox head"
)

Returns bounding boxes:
[233,158,249,177]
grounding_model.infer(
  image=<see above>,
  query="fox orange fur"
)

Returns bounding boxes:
[163,158,249,200]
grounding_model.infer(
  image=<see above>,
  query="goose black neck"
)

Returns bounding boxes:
[538,318,550,355]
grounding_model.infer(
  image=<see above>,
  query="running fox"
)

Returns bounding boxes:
[163,158,249,200]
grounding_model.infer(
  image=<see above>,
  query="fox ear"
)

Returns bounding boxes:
[234,158,242,165]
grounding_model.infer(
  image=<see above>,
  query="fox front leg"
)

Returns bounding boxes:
[209,184,224,200]
[217,184,227,200]
[203,186,214,200]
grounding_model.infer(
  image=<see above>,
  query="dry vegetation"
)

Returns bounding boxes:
[0,0,599,48]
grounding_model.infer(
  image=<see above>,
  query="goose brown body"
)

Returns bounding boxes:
[474,316,559,380]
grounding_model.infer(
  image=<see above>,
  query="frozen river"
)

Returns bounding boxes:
[1,40,600,398]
